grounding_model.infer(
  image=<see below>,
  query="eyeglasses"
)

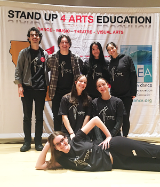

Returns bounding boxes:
[54,137,65,147]
[60,41,69,44]
[30,33,39,37]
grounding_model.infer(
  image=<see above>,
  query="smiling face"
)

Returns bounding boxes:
[53,135,70,153]
[75,75,87,95]
[28,31,40,46]
[59,37,70,52]
[106,44,118,58]
[96,78,109,94]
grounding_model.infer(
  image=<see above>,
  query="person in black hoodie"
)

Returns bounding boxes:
[82,42,110,99]
[106,42,137,137]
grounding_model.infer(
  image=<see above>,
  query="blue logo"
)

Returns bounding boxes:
[120,45,152,82]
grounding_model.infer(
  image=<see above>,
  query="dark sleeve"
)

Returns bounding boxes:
[74,129,87,141]
[110,99,123,137]
[78,57,84,73]
[57,154,79,170]
[81,60,89,75]
[128,56,137,96]
[103,59,110,83]
[110,116,123,137]
[58,95,69,115]
[92,99,98,117]
[14,49,25,84]
[85,97,92,116]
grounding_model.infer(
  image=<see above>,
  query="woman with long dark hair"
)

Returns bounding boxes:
[58,74,92,140]
[82,42,110,99]
[106,42,137,137]
[36,116,160,172]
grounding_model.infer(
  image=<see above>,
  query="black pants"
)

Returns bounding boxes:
[119,96,133,137]
[109,136,160,171]
[21,89,46,144]
[52,92,68,131]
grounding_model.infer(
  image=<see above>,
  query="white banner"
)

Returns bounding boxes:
[0,1,159,139]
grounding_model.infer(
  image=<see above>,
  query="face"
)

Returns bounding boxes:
[59,37,70,52]
[92,44,100,59]
[28,31,40,45]
[75,76,87,93]
[53,135,70,153]
[96,79,109,94]
[107,44,118,58]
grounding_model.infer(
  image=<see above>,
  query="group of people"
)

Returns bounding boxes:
[14,27,160,172]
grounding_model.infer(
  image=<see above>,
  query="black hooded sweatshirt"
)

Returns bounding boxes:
[109,54,137,97]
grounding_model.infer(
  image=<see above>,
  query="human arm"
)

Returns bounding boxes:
[81,59,89,75]
[14,50,25,85]
[82,115,90,128]
[110,98,123,137]
[46,54,54,72]
[18,84,24,97]
[58,94,75,139]
[35,142,62,170]
[81,116,112,149]
[128,56,137,97]
[103,59,110,83]
[78,57,84,73]
[110,116,123,137]
[14,50,25,97]
[62,115,75,139]
[35,142,50,170]
[82,97,92,127]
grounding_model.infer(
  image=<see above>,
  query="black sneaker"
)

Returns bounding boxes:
[20,142,31,152]
[35,144,44,151]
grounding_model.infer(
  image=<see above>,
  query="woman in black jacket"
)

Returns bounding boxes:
[106,42,137,137]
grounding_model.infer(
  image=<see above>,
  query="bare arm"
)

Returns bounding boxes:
[62,115,75,139]
[82,115,90,128]
[35,142,62,170]
[81,116,112,149]
[35,142,50,170]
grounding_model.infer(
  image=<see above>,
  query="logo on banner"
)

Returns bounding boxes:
[120,45,152,83]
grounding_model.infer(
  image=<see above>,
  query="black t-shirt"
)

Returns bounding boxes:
[58,93,92,135]
[57,130,112,171]
[109,54,137,97]
[83,59,110,99]
[92,96,124,138]
[56,52,74,94]
[23,47,46,90]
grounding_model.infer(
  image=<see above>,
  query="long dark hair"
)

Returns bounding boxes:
[47,131,66,169]
[70,74,89,107]
[88,42,106,75]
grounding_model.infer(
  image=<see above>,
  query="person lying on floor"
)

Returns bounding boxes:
[35,116,160,172]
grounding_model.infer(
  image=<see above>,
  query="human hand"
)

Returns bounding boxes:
[18,86,24,97]
[98,137,112,150]
[132,96,136,99]
[70,133,75,140]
